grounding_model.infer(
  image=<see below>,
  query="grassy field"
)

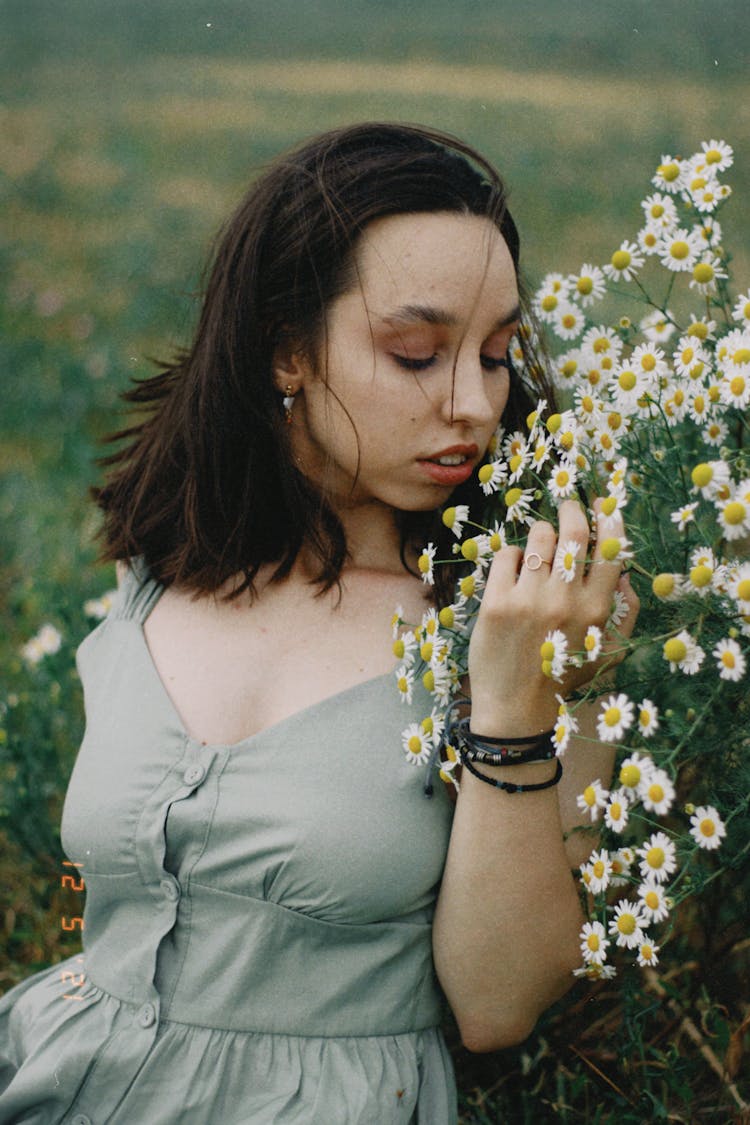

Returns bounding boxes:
[2,3,749,1119]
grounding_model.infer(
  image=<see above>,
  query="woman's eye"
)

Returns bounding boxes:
[392,354,437,372]
[481,355,510,372]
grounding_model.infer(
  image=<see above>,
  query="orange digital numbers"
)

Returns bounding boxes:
[60,860,87,1001]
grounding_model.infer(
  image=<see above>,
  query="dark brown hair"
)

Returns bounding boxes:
[93,122,553,605]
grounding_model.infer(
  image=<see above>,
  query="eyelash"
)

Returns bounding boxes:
[392,354,510,373]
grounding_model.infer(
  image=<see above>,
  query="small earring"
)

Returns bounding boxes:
[282,384,295,424]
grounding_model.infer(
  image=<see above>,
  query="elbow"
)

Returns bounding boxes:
[458,1013,539,1054]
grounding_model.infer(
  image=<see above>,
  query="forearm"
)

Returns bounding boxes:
[432,758,583,1052]
[558,698,617,868]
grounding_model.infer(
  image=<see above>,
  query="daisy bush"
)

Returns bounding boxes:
[392,142,749,1034]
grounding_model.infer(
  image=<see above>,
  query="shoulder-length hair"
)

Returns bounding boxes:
[93,121,553,605]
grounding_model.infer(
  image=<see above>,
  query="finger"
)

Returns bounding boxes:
[519,520,556,579]
[585,499,627,608]
[552,499,590,582]
[483,544,524,598]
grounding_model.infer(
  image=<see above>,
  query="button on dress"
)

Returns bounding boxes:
[0,563,458,1124]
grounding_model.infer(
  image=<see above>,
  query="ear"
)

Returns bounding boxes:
[272,341,311,395]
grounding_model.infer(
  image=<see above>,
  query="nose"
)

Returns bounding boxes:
[439,352,505,429]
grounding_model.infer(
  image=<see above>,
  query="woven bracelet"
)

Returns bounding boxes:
[453,717,556,766]
[460,754,563,793]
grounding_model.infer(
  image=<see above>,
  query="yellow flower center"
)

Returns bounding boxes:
[618,370,637,391]
[704,148,722,164]
[407,735,423,756]
[422,669,435,692]
[617,912,636,935]
[724,501,746,525]
[393,639,405,659]
[508,453,523,474]
[421,716,434,735]
[489,532,503,552]
[604,707,622,727]
[397,676,408,694]
[546,413,562,433]
[645,891,659,910]
[586,932,600,951]
[736,579,750,601]
[651,203,665,218]
[560,431,575,450]
[541,659,554,678]
[730,375,747,397]
[690,463,712,489]
[620,764,640,788]
[593,860,606,878]
[646,847,665,870]
[693,262,715,285]
[442,507,457,528]
[561,359,578,379]
[700,818,715,837]
[459,575,475,598]
[721,651,736,669]
[611,249,632,271]
[504,487,523,507]
[600,538,622,561]
[689,564,712,588]
[610,802,622,821]
[581,395,595,413]
[555,470,570,488]
[640,944,654,960]
[641,354,656,372]
[664,637,687,663]
[582,786,596,807]
[584,632,596,650]
[648,783,664,803]
[577,277,594,295]
[420,641,434,662]
[461,538,479,562]
[540,641,556,662]
[418,554,431,574]
[670,239,690,260]
[478,463,495,484]
[687,321,709,339]
[438,606,454,628]
[658,161,680,181]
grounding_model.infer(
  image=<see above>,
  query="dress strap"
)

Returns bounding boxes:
[110,557,165,624]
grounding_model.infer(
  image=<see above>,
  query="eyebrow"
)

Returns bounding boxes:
[377,303,522,332]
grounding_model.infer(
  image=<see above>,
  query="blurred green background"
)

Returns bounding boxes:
[2,2,749,1118]
[2,0,749,605]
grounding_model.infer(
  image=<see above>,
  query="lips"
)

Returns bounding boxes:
[417,444,479,486]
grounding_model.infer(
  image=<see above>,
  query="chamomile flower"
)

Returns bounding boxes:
[437,601,468,632]
[534,272,570,320]
[21,623,63,665]
[607,589,630,630]
[713,637,746,682]
[395,665,415,704]
[609,899,646,949]
[609,848,634,887]
[659,228,702,272]
[663,631,705,675]
[716,489,750,540]
[579,921,609,965]
[441,504,471,538]
[727,562,750,610]
[84,591,116,619]
[673,336,708,379]
[392,629,418,667]
[637,941,660,968]
[582,625,603,661]
[586,849,614,894]
[690,459,731,500]
[701,138,733,172]
[638,832,678,883]
[689,805,727,850]
[636,699,660,738]
[573,962,617,981]
[401,723,432,766]
[603,240,644,282]
[641,192,678,230]
[540,629,569,681]
[630,342,669,382]
[732,290,750,324]
[703,418,729,447]
[690,253,727,295]
[576,777,609,822]
[551,300,586,341]
[599,536,633,563]
[548,462,579,500]
[721,369,750,410]
[686,314,717,342]
[640,769,676,817]
[477,459,507,496]
[640,308,677,344]
[638,879,671,923]
[552,696,579,755]
[604,790,630,833]
[687,389,713,425]
[670,502,699,531]
[611,362,655,412]
[569,263,607,307]
[652,154,685,193]
[417,543,437,585]
[618,751,653,796]
[502,486,536,525]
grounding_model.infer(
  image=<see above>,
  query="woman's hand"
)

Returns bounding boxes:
[467,498,639,736]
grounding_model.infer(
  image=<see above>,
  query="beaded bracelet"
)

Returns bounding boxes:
[452,716,556,766]
[460,753,563,793]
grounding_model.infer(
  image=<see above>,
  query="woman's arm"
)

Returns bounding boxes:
[432,500,637,1052]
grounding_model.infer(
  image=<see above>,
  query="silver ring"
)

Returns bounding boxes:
[523,551,551,571]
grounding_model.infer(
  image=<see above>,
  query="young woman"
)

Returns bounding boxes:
[0,122,637,1124]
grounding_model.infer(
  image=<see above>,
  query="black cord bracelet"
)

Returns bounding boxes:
[451,716,556,766]
[460,754,563,793]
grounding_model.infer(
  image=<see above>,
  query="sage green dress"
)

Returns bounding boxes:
[0,562,457,1124]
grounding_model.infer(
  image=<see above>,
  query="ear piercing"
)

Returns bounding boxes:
[282,385,296,423]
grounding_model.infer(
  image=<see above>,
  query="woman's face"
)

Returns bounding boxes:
[281,210,520,514]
